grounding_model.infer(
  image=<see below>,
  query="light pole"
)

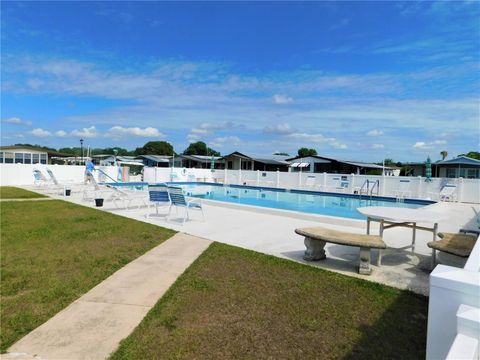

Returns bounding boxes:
[80,139,84,164]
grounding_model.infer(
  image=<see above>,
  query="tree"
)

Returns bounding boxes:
[134,141,175,156]
[297,148,317,157]
[183,141,220,156]
[383,158,396,167]
[91,147,132,156]
[458,151,480,160]
[440,150,448,160]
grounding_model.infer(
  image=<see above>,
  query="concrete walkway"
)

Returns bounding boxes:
[4,233,212,360]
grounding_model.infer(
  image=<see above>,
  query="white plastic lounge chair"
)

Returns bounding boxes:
[106,185,148,210]
[33,170,49,187]
[429,183,457,202]
[167,186,204,224]
[146,184,170,217]
[394,179,412,199]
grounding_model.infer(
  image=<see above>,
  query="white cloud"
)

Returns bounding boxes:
[371,144,385,149]
[413,139,448,150]
[55,130,67,137]
[263,123,296,135]
[288,133,347,150]
[413,141,434,150]
[367,129,383,136]
[71,126,98,138]
[210,136,241,148]
[3,117,32,126]
[105,126,163,138]
[30,128,51,137]
[273,94,293,104]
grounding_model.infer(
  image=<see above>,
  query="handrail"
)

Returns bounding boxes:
[97,168,119,184]
[358,179,380,198]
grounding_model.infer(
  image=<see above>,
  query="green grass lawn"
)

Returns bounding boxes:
[0,187,46,199]
[0,200,176,352]
[112,243,428,360]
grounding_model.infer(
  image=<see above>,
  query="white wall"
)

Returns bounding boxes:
[426,239,480,359]
[0,164,119,186]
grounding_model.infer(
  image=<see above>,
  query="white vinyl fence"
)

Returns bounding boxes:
[2,164,479,203]
[144,167,480,203]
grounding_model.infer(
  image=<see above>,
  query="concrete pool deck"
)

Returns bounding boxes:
[29,185,480,296]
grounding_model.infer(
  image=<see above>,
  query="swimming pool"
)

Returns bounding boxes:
[176,183,433,220]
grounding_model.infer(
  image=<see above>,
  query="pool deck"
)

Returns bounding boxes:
[26,184,480,296]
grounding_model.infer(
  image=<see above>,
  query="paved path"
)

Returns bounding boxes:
[4,233,212,360]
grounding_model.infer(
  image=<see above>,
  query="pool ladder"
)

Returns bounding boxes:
[358,179,379,199]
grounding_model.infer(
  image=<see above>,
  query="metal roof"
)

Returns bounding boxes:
[252,158,289,165]
[436,156,480,167]
[179,154,223,162]
[136,155,170,163]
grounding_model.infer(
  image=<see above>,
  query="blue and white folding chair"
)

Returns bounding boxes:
[147,184,170,217]
[167,186,204,224]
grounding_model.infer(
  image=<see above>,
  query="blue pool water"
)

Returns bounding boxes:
[175,183,433,220]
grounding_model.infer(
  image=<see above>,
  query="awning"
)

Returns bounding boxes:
[290,162,310,168]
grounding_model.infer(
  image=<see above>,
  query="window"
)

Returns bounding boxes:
[40,153,47,164]
[4,152,14,163]
[24,153,32,164]
[15,153,24,164]
[446,168,456,178]
[32,153,40,164]
[228,161,233,169]
[0,152,3,163]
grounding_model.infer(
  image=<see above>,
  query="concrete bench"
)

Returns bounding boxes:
[427,232,478,268]
[295,227,387,275]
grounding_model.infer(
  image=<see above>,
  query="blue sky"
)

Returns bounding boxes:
[1,1,479,161]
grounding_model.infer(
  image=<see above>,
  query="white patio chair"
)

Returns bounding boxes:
[429,183,457,202]
[167,186,204,224]
[394,179,412,199]
[146,184,170,217]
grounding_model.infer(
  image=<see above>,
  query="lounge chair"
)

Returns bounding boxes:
[167,186,204,224]
[33,170,50,187]
[106,185,148,210]
[394,179,412,199]
[429,184,457,202]
[146,184,170,217]
[427,232,478,268]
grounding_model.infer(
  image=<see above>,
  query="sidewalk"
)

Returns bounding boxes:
[4,233,212,360]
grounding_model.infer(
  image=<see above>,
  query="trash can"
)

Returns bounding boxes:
[95,198,104,207]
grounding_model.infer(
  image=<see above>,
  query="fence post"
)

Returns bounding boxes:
[224,168,228,184]
[323,172,327,190]
[298,171,302,189]
[351,173,355,194]
[276,170,280,188]
[238,169,242,185]
[257,170,260,186]
[458,177,464,202]
[381,172,386,196]
[417,176,423,199]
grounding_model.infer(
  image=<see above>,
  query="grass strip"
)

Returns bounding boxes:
[1,200,176,351]
[112,242,428,360]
